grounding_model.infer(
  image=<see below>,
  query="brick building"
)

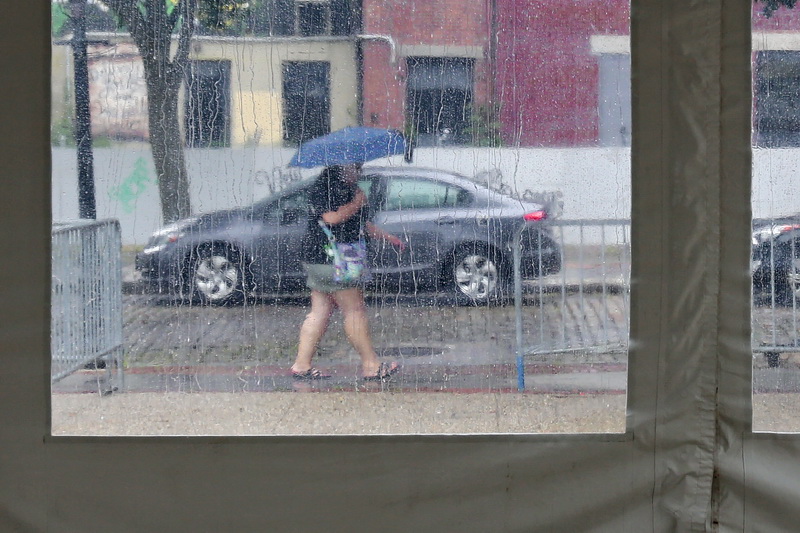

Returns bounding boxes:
[51,1,800,148]
[494,0,629,146]
[359,0,631,147]
[361,0,800,148]
[360,0,493,146]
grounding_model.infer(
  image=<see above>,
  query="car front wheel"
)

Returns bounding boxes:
[188,245,246,305]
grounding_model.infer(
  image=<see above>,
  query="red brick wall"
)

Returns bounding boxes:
[361,0,491,131]
[361,0,629,146]
[753,2,800,29]
[361,0,800,147]
[495,0,629,146]
[363,0,490,45]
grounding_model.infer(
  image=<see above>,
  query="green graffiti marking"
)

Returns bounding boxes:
[110,157,153,213]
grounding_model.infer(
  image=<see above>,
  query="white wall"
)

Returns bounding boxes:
[54,145,799,246]
[53,146,636,246]
[752,148,800,220]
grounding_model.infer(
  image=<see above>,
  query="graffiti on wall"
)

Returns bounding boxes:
[109,157,153,213]
[88,44,149,140]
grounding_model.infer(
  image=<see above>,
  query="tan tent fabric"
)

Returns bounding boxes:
[1,0,796,531]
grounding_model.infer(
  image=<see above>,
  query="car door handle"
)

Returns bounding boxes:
[436,216,456,225]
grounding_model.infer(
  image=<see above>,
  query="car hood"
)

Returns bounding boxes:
[146,207,253,247]
[190,207,253,231]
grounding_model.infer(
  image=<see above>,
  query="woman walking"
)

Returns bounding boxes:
[290,164,405,381]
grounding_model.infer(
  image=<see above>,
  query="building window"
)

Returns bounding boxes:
[282,61,331,145]
[406,57,474,146]
[296,0,330,36]
[184,60,231,148]
[754,50,800,147]
[597,54,631,147]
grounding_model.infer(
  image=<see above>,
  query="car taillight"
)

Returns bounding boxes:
[523,210,547,221]
[777,224,800,234]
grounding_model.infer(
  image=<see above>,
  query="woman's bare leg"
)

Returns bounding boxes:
[291,290,334,373]
[332,288,388,377]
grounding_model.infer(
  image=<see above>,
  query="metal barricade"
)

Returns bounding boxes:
[752,285,800,368]
[511,217,800,389]
[513,218,632,390]
[750,218,800,367]
[51,219,124,393]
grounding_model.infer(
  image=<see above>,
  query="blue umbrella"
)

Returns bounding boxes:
[288,126,410,168]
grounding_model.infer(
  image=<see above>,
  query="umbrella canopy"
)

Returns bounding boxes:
[288,127,409,168]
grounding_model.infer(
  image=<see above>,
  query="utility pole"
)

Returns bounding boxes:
[70,0,97,219]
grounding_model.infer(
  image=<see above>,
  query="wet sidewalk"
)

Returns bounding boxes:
[53,359,628,395]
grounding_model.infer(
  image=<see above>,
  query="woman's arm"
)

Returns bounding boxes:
[366,222,406,250]
[321,189,367,225]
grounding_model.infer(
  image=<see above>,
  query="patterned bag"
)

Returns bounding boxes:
[318,220,371,282]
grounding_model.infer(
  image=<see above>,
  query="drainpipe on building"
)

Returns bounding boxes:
[355,34,399,128]
[355,38,364,125]
[357,34,398,65]
[489,0,499,144]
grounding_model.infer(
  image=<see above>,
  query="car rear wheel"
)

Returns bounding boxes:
[782,259,800,305]
[450,246,508,304]
[188,245,246,305]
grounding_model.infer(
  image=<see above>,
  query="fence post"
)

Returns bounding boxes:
[514,224,525,391]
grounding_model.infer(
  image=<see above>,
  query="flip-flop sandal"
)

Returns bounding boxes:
[362,362,400,382]
[291,368,331,380]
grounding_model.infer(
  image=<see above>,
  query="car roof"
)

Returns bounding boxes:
[364,166,482,190]
[363,166,538,210]
[255,166,515,209]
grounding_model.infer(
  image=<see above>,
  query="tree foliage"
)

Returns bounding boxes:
[53,1,121,37]
[197,0,252,33]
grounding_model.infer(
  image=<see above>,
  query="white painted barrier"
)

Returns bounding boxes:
[51,145,795,247]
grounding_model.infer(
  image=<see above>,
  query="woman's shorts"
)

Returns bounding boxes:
[303,263,365,293]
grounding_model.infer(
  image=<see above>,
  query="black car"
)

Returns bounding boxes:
[752,217,800,305]
[136,167,562,305]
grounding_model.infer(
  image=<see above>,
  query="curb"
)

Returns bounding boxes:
[122,280,630,297]
[53,362,629,396]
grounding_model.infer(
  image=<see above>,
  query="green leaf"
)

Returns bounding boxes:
[51,3,69,36]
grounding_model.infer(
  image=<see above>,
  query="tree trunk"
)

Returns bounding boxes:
[102,0,197,225]
[145,74,192,224]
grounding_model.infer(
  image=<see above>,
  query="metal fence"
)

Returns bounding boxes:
[752,285,800,368]
[51,219,124,393]
[513,218,631,390]
[512,217,800,388]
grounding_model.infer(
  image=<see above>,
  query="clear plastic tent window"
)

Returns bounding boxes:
[49,0,632,436]
[752,7,800,431]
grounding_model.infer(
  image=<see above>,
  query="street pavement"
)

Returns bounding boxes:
[52,254,632,396]
[52,253,800,397]
[50,255,800,436]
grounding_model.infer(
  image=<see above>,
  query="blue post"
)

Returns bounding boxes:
[513,225,525,391]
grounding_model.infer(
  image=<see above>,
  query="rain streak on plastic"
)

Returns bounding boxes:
[49,0,634,436]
